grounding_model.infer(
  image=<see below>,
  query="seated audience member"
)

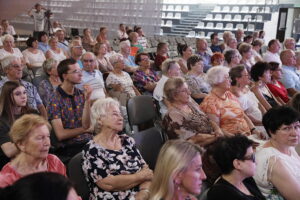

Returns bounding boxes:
[22,37,46,76]
[94,42,113,73]
[280,49,300,97]
[119,40,138,73]
[224,49,241,69]
[262,39,281,65]
[290,92,300,112]
[117,23,128,40]
[38,58,61,106]
[222,31,234,49]
[0,35,23,61]
[283,37,296,51]
[56,30,69,53]
[96,27,108,44]
[82,98,153,200]
[153,59,181,115]
[129,32,144,57]
[103,40,117,58]
[267,62,289,104]
[254,106,300,200]
[149,140,206,200]
[0,114,66,187]
[243,35,253,44]
[251,39,263,62]
[0,81,38,169]
[163,77,222,146]
[77,52,106,101]
[52,20,65,33]
[239,42,255,72]
[196,38,212,72]
[210,33,222,53]
[177,43,193,74]
[296,51,300,70]
[0,172,80,200]
[1,20,16,36]
[106,54,140,106]
[207,135,265,200]
[132,52,159,95]
[69,39,84,68]
[45,37,68,63]
[0,56,47,118]
[37,31,50,54]
[230,66,265,126]
[200,66,262,137]
[211,52,225,67]
[135,26,148,49]
[47,58,93,162]
[154,42,169,71]
[224,38,238,53]
[251,62,281,110]
[185,55,211,103]
[236,28,244,44]
[258,30,265,41]
[82,28,97,52]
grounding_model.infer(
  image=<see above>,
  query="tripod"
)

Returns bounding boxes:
[44,15,54,36]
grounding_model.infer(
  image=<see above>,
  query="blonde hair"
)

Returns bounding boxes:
[149,140,202,200]
[164,77,185,103]
[9,114,51,146]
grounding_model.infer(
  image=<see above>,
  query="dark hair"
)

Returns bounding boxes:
[243,35,253,42]
[258,30,265,38]
[135,52,149,65]
[268,62,280,71]
[262,106,300,137]
[268,39,278,48]
[0,172,73,200]
[26,37,37,48]
[157,42,167,51]
[250,61,271,82]
[57,58,77,81]
[212,135,254,174]
[229,65,246,86]
[290,93,300,113]
[210,33,218,41]
[0,81,33,125]
[99,27,107,33]
[177,43,188,56]
[224,49,237,64]
[37,31,48,42]
[252,39,263,47]
[187,55,203,70]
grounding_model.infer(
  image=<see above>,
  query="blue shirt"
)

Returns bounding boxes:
[281,65,300,91]
[210,44,222,53]
[38,42,50,54]
[197,51,212,73]
[124,55,138,68]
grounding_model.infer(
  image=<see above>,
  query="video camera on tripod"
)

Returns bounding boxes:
[44,9,53,18]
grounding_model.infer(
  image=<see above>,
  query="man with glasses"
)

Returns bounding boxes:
[77,52,106,101]
[0,55,47,119]
[47,58,92,163]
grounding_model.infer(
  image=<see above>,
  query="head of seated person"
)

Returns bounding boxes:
[161,59,181,78]
[149,139,206,200]
[250,61,271,84]
[211,52,225,67]
[42,58,58,77]
[224,49,240,68]
[2,34,15,52]
[37,31,48,43]
[1,56,23,81]
[26,37,38,50]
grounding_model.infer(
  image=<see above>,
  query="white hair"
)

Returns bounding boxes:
[90,98,120,133]
[206,66,229,86]
[2,34,14,43]
[109,53,123,66]
[1,55,20,70]
[119,40,130,50]
[81,52,96,61]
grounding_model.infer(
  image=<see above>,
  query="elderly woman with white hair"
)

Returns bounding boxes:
[82,98,153,200]
[200,66,262,137]
[0,34,23,62]
[106,53,140,106]
[119,40,138,73]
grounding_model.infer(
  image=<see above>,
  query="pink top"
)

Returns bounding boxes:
[0,154,66,188]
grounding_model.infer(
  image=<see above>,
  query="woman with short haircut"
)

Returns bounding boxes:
[163,77,222,146]
[154,42,169,71]
[37,58,61,106]
[251,39,263,62]
[239,42,255,72]
[45,37,68,63]
[82,98,152,200]
[224,49,241,69]
[37,31,50,53]
[200,66,262,137]
[266,62,289,104]
[82,28,97,52]
[93,42,113,73]
[254,106,300,200]
[149,140,207,200]
[207,135,265,200]
[0,114,66,187]
[250,62,281,111]
[0,34,23,61]
[211,52,225,67]
[185,55,211,103]
[177,43,193,74]
[0,81,38,169]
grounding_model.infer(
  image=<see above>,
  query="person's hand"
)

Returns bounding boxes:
[137,166,153,181]
[135,190,149,200]
[253,129,266,140]
[83,84,93,101]
[144,82,156,91]
[113,84,123,92]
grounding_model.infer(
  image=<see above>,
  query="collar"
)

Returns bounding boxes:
[283,65,296,71]
[57,85,80,98]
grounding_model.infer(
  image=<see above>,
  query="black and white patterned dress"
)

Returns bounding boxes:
[82,134,146,200]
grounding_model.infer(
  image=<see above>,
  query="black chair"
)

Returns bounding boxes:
[67,152,89,200]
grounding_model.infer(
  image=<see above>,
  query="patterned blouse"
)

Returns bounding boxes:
[200,91,250,135]
[163,100,214,140]
[185,73,211,96]
[82,134,146,200]
[38,78,57,106]
[132,69,159,94]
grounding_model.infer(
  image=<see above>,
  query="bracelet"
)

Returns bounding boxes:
[250,127,256,134]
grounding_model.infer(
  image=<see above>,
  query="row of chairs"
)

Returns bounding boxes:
[161,20,173,27]
[196,22,255,32]
[162,5,190,12]
[204,14,264,22]
[212,5,271,13]
[162,12,182,19]
[217,0,278,4]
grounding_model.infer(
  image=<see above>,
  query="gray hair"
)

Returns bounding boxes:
[81,52,96,61]
[42,58,58,74]
[296,51,300,60]
[119,40,130,50]
[161,59,178,75]
[2,34,14,43]
[109,53,123,66]
[90,98,120,133]
[206,66,229,86]
[1,55,20,70]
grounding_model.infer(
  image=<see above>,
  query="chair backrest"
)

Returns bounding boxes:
[68,152,89,200]
[133,127,165,170]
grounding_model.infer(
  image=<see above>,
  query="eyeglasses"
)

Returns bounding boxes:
[83,59,94,63]
[278,122,300,133]
[177,88,190,94]
[67,69,82,74]
[242,154,255,163]
[10,64,23,69]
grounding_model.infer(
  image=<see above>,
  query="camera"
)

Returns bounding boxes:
[44,9,53,18]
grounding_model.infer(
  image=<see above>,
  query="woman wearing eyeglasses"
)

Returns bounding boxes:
[254,106,300,200]
[207,135,265,200]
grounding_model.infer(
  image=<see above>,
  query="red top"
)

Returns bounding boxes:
[267,81,289,103]
[0,154,66,188]
[154,54,168,71]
